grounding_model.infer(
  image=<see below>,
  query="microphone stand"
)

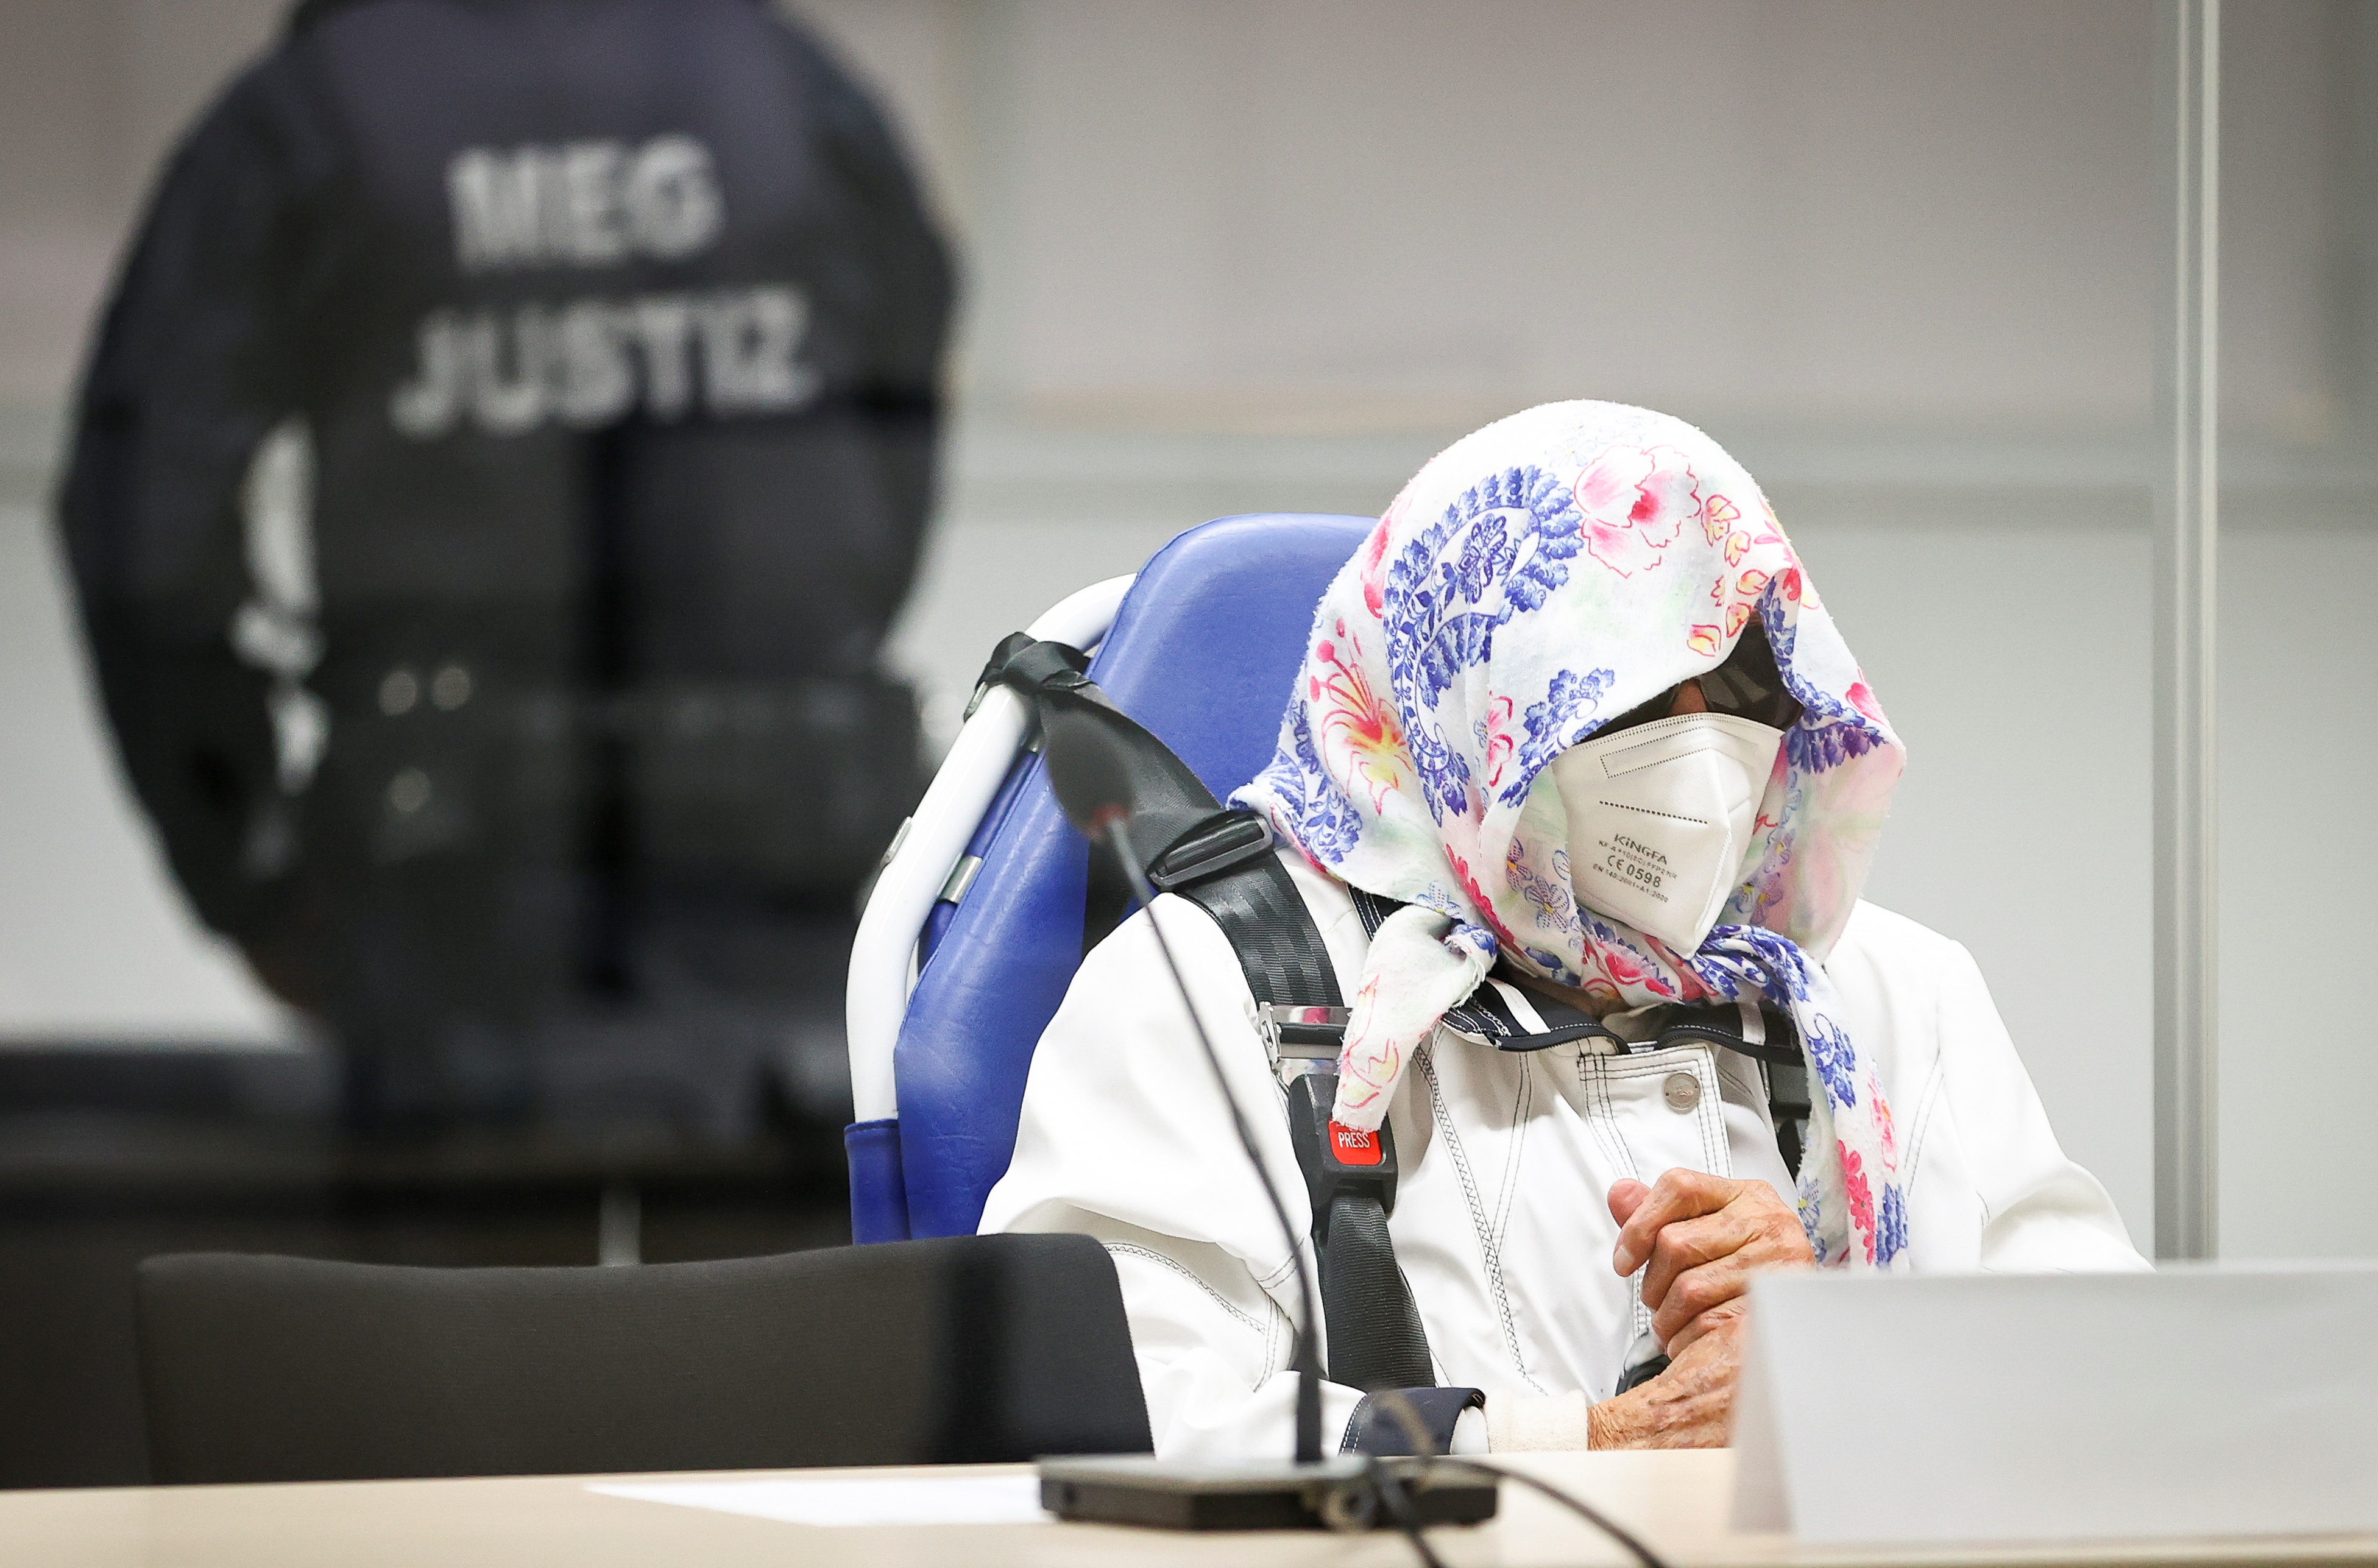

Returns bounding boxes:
[1097,808,1324,1464]
[1028,712,1491,1531]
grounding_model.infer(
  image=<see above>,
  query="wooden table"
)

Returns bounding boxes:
[6,1452,2375,1567]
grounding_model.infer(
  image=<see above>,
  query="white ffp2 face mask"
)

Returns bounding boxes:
[1547,712,1786,955]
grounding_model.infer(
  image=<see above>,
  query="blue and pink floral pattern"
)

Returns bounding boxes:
[1235,400,1913,1273]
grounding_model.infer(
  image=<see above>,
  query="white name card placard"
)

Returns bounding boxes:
[1731,1264,2378,1547]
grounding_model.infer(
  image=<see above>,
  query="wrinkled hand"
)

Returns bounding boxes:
[1608,1168,1812,1354]
[1585,1170,1812,1451]
[1586,1300,1748,1449]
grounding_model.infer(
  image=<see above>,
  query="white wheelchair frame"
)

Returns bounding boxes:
[843,576,1135,1124]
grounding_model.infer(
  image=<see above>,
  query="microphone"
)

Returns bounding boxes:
[1039,707,1325,1465]
[1030,692,1497,1540]
[1037,702,1144,839]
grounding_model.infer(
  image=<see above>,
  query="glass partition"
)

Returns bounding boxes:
[2215,0,2378,1258]
[874,0,2168,1241]
[0,0,2269,1485]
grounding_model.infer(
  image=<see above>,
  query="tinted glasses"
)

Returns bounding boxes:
[1594,618,1804,739]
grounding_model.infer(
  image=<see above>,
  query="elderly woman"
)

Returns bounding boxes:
[980,401,2142,1458]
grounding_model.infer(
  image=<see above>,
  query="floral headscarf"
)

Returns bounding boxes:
[1233,401,1911,1268]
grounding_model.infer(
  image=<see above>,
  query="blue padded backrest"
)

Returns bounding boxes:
[894,513,1375,1238]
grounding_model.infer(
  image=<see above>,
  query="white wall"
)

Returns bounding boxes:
[2215,518,2378,1259]
[980,1,2164,428]
[0,493,289,1040]
[1,0,2371,1256]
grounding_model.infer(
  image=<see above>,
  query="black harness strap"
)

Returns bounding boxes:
[980,637,1434,1391]
[1164,837,1341,1015]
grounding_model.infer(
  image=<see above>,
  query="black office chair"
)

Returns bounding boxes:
[135,1233,1152,1485]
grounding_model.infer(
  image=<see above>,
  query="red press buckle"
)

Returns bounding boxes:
[1327,1120,1384,1168]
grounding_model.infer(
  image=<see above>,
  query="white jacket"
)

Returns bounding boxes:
[978,853,2145,1458]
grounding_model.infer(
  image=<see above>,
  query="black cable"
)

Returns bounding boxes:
[1102,814,1325,1464]
[1364,1457,1451,1568]
[1362,1386,1455,1568]
[1424,1459,1671,1568]
[1361,1388,1672,1568]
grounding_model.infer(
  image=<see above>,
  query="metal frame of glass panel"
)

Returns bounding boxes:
[2154,0,2220,1261]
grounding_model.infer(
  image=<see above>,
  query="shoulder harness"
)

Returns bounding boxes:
[977,636,1810,1396]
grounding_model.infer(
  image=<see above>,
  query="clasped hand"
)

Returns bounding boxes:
[1585,1169,1811,1450]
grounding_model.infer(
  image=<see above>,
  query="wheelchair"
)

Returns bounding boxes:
[843,513,1373,1241]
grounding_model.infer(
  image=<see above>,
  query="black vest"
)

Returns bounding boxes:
[62,0,953,1009]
